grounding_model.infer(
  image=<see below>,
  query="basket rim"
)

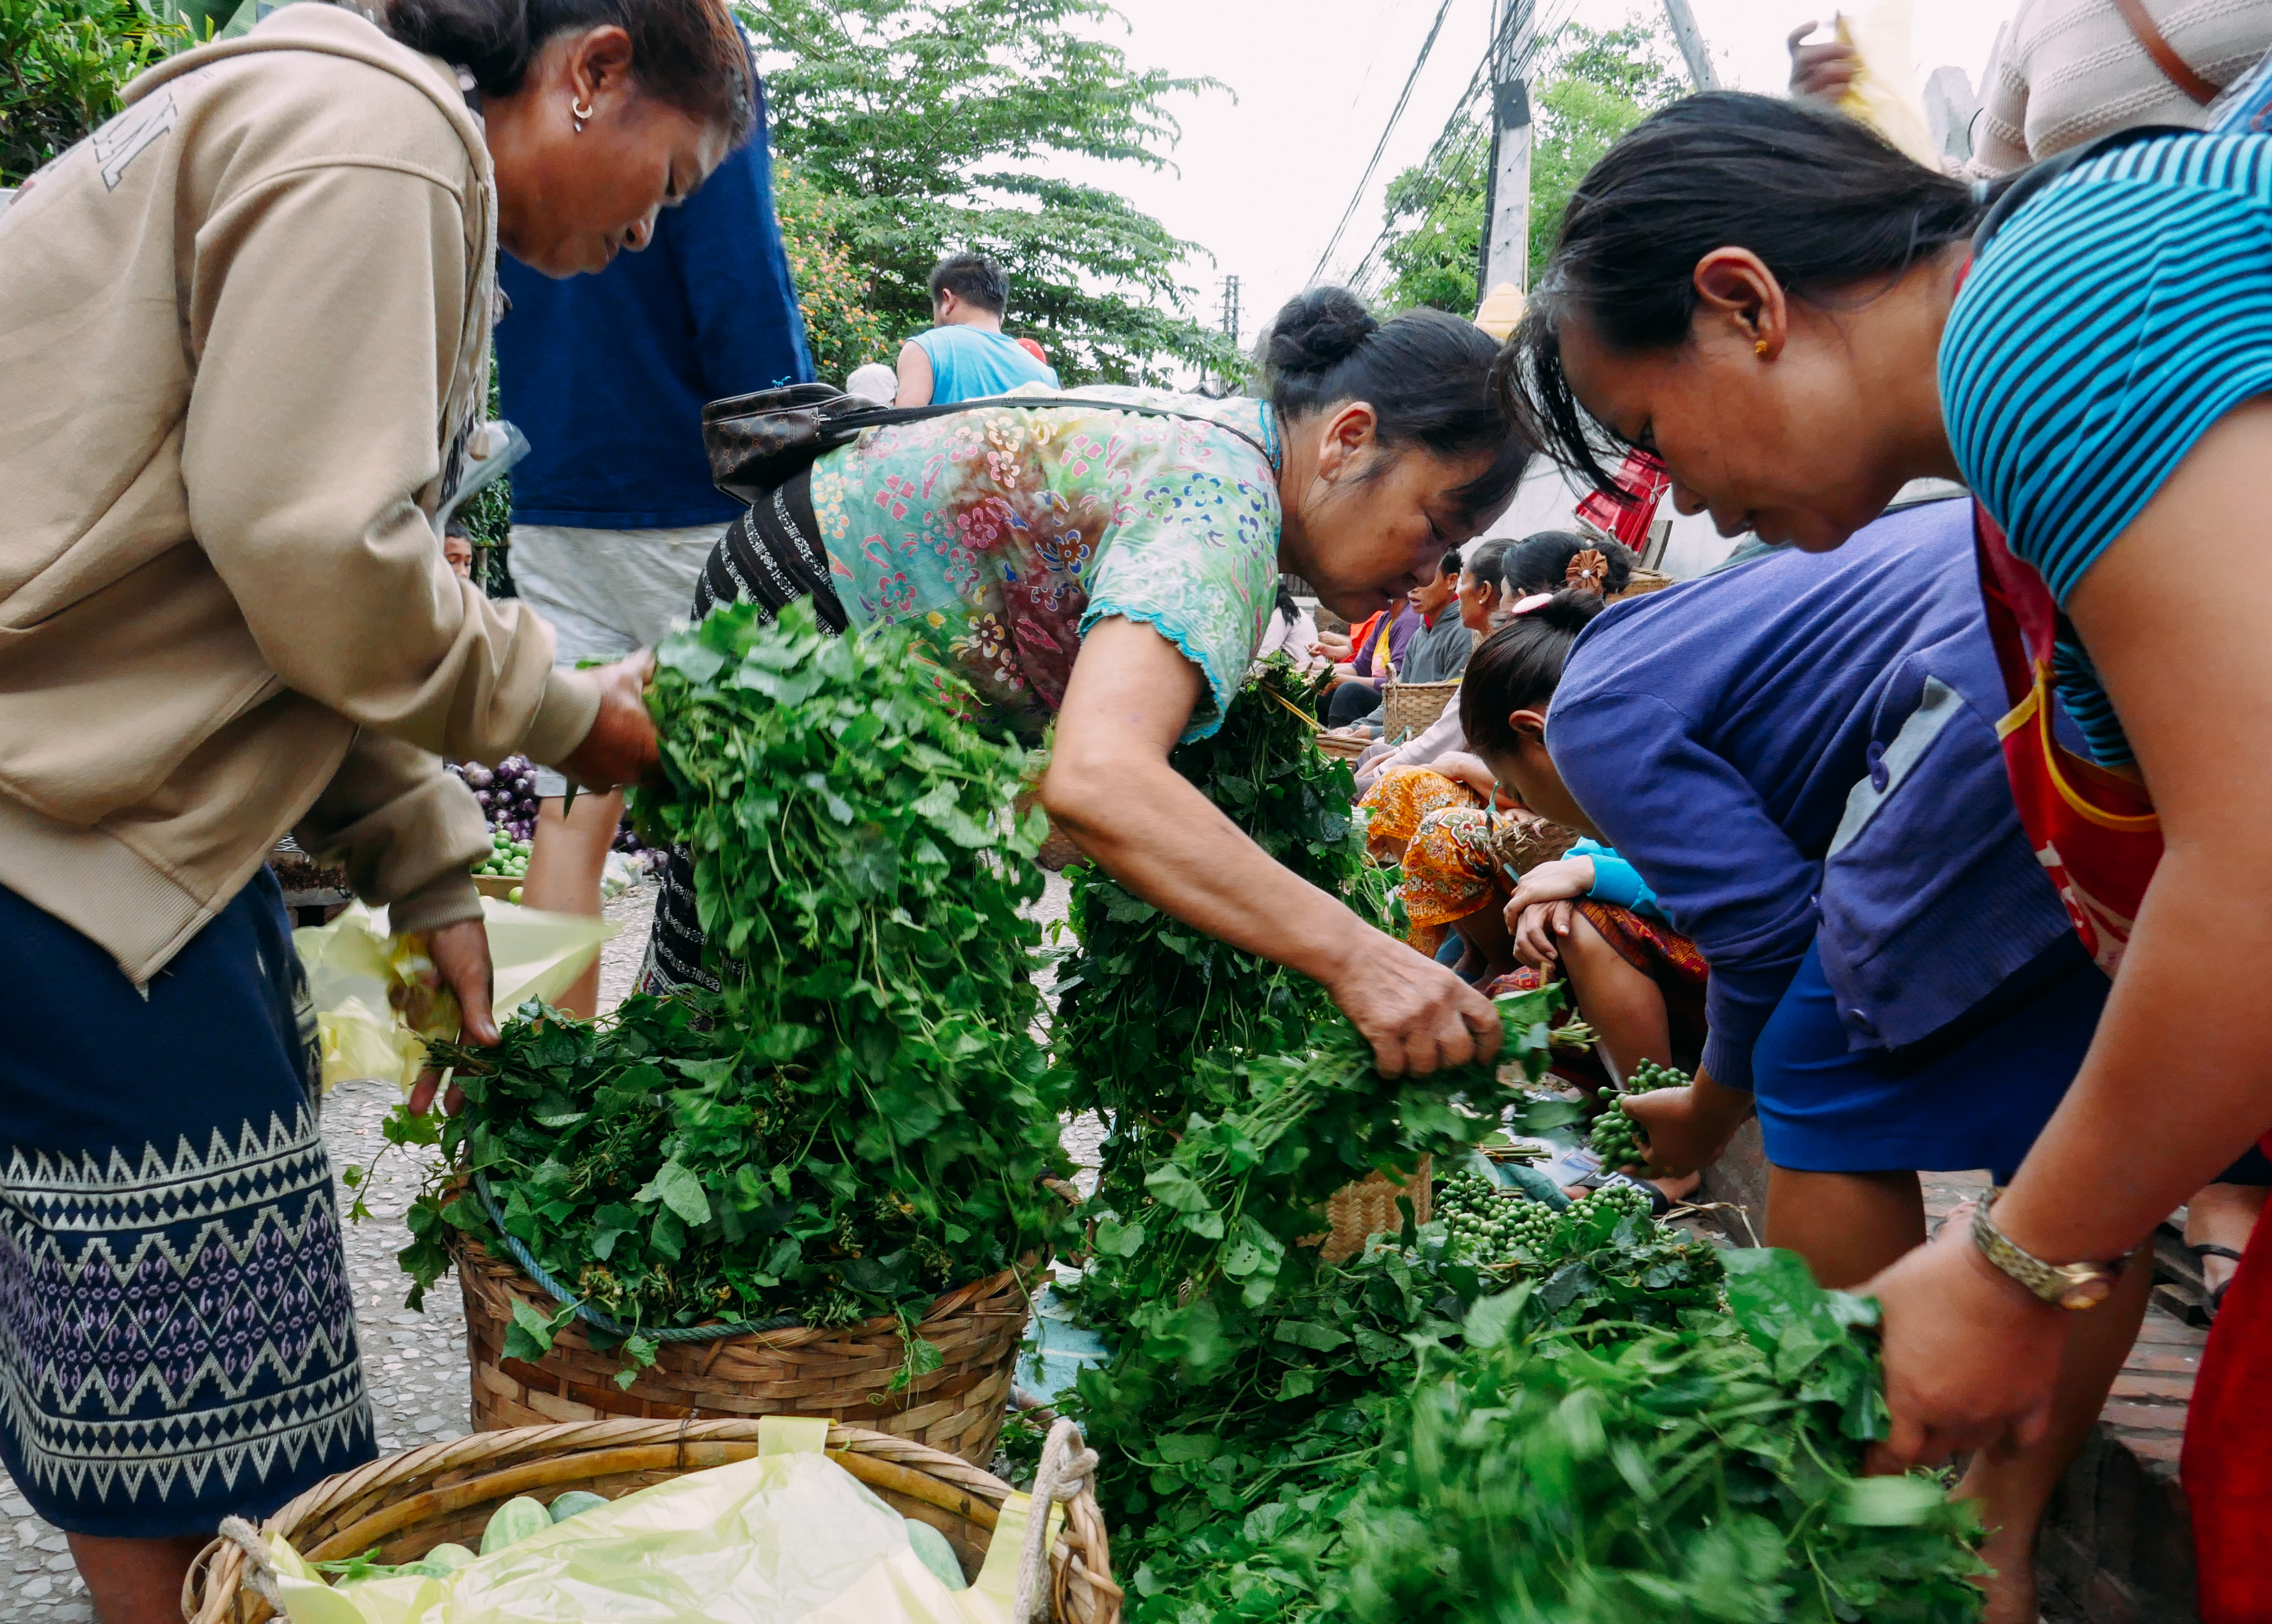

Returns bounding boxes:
[181,1418,1100,1624]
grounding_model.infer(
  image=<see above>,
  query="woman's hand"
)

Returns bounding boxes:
[1787,20,1859,100]
[1322,930,1505,1076]
[1861,1216,2066,1469]
[1622,1072,1755,1177]
[406,916,499,1115]
[556,652,659,790]
[1428,750,1498,800]
[1504,858,1598,966]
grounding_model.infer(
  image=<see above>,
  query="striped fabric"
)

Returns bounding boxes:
[1940,129,2272,764]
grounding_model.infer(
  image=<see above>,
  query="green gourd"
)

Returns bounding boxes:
[479,1496,553,1555]
[547,1491,611,1524]
[903,1517,965,1589]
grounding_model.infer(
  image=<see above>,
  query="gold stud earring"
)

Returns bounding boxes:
[1754,338,1770,357]
[571,97,593,133]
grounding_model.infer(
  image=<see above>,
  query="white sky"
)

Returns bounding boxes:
[1073,0,2014,341]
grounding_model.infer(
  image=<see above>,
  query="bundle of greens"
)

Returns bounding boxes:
[393,601,1072,1375]
[1049,659,1390,1212]
[1342,1250,1988,1624]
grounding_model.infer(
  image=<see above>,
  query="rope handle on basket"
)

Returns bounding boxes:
[218,1516,286,1611]
[1012,1417,1100,1624]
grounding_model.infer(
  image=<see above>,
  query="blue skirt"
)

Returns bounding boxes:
[0,871,375,1538]
[1750,933,2107,1183]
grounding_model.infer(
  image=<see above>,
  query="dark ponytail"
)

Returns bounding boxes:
[1458,591,1607,753]
[1263,286,1529,528]
[384,0,754,140]
[1499,91,1979,492]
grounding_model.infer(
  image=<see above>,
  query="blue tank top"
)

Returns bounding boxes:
[910,325,1060,402]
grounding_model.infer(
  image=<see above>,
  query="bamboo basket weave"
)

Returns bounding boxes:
[1314,1157,1431,1264]
[1313,730,1370,760]
[452,1234,1033,1466]
[181,1418,1121,1624]
[1613,566,1676,598]
[1381,676,1462,742]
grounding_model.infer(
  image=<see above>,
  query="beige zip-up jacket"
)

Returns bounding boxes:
[0,4,602,983]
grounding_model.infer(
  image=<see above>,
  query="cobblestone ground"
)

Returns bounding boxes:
[0,874,1092,1619]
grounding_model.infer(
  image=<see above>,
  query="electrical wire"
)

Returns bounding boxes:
[1304,0,1462,286]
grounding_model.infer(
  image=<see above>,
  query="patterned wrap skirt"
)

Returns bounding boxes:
[0,870,375,1537]
[1357,767,1579,955]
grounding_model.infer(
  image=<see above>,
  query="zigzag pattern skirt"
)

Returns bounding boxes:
[0,870,375,1537]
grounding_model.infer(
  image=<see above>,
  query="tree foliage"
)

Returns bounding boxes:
[740,0,1238,385]
[774,163,894,379]
[1,0,186,186]
[1374,16,1684,315]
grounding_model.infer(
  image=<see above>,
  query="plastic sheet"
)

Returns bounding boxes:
[295,899,617,1091]
[265,1418,1051,1624]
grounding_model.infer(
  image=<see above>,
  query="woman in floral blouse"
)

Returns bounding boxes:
[646,286,1530,1074]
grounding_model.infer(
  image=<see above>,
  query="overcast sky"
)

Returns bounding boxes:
[1067,0,2012,341]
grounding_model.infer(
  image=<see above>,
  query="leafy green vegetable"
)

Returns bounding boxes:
[1341,1256,1987,1624]
[393,601,1071,1361]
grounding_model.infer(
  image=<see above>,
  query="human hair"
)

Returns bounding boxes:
[1463,539,1516,594]
[1458,591,1608,754]
[383,0,754,141]
[1435,546,1464,581]
[1500,92,1980,492]
[1502,530,1633,596]
[1262,286,1529,529]
[929,251,1011,315]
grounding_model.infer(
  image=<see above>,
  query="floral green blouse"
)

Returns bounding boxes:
[807,386,1283,742]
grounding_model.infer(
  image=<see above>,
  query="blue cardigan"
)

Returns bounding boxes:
[495,111,814,530]
[1545,498,2071,1090]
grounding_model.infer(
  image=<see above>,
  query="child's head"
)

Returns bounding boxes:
[1456,590,1608,834]
[1411,546,1463,619]
[443,521,474,580]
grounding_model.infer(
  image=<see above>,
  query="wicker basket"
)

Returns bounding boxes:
[181,1418,1121,1624]
[1614,566,1676,598]
[1313,1157,1431,1264]
[1313,730,1371,761]
[452,1234,1033,1466]
[1381,676,1462,742]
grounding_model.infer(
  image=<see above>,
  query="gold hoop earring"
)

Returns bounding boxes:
[571,97,593,132]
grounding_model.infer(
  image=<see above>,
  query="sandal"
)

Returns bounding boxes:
[2193,1242,2246,1322]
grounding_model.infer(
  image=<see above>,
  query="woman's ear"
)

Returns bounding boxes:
[1312,401,1380,485]
[1692,247,1789,361]
[1510,707,1550,746]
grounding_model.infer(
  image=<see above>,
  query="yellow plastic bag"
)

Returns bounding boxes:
[268,1417,1050,1624]
[1835,2,1939,169]
[295,900,617,1091]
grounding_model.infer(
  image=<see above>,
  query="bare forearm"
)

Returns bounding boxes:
[1997,847,2272,1260]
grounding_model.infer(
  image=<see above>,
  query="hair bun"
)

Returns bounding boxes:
[1265,286,1379,375]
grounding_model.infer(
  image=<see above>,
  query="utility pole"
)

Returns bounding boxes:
[1217,276,1241,346]
[1659,0,1718,90]
[1480,0,1536,294]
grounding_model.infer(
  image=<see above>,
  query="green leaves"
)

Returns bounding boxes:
[393,601,1071,1364]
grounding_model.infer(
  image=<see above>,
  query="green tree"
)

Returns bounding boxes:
[2,0,187,186]
[741,0,1238,386]
[1372,15,1683,314]
[774,163,893,380]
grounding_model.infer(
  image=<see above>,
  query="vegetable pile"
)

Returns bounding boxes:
[396,600,1072,1379]
[473,829,531,883]
[448,754,653,864]
[1342,1250,1989,1624]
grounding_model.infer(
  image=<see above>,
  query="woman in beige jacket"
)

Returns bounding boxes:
[0,0,754,1614]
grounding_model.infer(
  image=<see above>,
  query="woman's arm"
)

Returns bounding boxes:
[1045,617,1504,1076]
[1866,400,2272,1465]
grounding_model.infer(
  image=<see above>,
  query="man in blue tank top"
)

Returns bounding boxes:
[893,251,1061,405]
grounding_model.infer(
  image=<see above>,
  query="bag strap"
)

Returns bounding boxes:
[823,393,1279,469]
[2110,0,2222,105]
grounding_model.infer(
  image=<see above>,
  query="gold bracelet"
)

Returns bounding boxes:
[1969,1196,2130,1311]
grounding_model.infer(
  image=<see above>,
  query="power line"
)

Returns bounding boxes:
[1305,0,1462,287]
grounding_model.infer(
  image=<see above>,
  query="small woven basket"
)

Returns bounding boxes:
[180,1418,1122,1624]
[1313,731,1371,760]
[452,1234,1033,1466]
[1314,1157,1431,1264]
[1613,566,1676,599]
[1382,676,1462,742]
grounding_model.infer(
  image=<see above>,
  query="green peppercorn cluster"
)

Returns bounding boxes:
[1586,1056,1689,1170]
[1433,1169,1545,1265]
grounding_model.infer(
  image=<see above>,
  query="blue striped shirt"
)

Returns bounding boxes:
[1940,128,2272,765]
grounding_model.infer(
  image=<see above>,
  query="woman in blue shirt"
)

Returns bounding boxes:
[1495,85,2272,1604]
[1460,497,2139,1622]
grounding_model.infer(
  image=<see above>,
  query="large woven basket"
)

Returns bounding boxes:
[1381,677,1461,742]
[1314,1157,1431,1264]
[453,1234,1032,1466]
[181,1418,1121,1624]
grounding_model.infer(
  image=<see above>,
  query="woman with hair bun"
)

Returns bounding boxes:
[646,286,1532,1079]
[1467,497,2141,1623]
[0,0,756,1612]
[1498,83,2272,1605]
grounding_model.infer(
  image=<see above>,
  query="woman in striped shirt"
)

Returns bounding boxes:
[1500,87,2272,1616]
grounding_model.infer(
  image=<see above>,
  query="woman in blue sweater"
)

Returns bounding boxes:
[1461,496,2146,1621]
